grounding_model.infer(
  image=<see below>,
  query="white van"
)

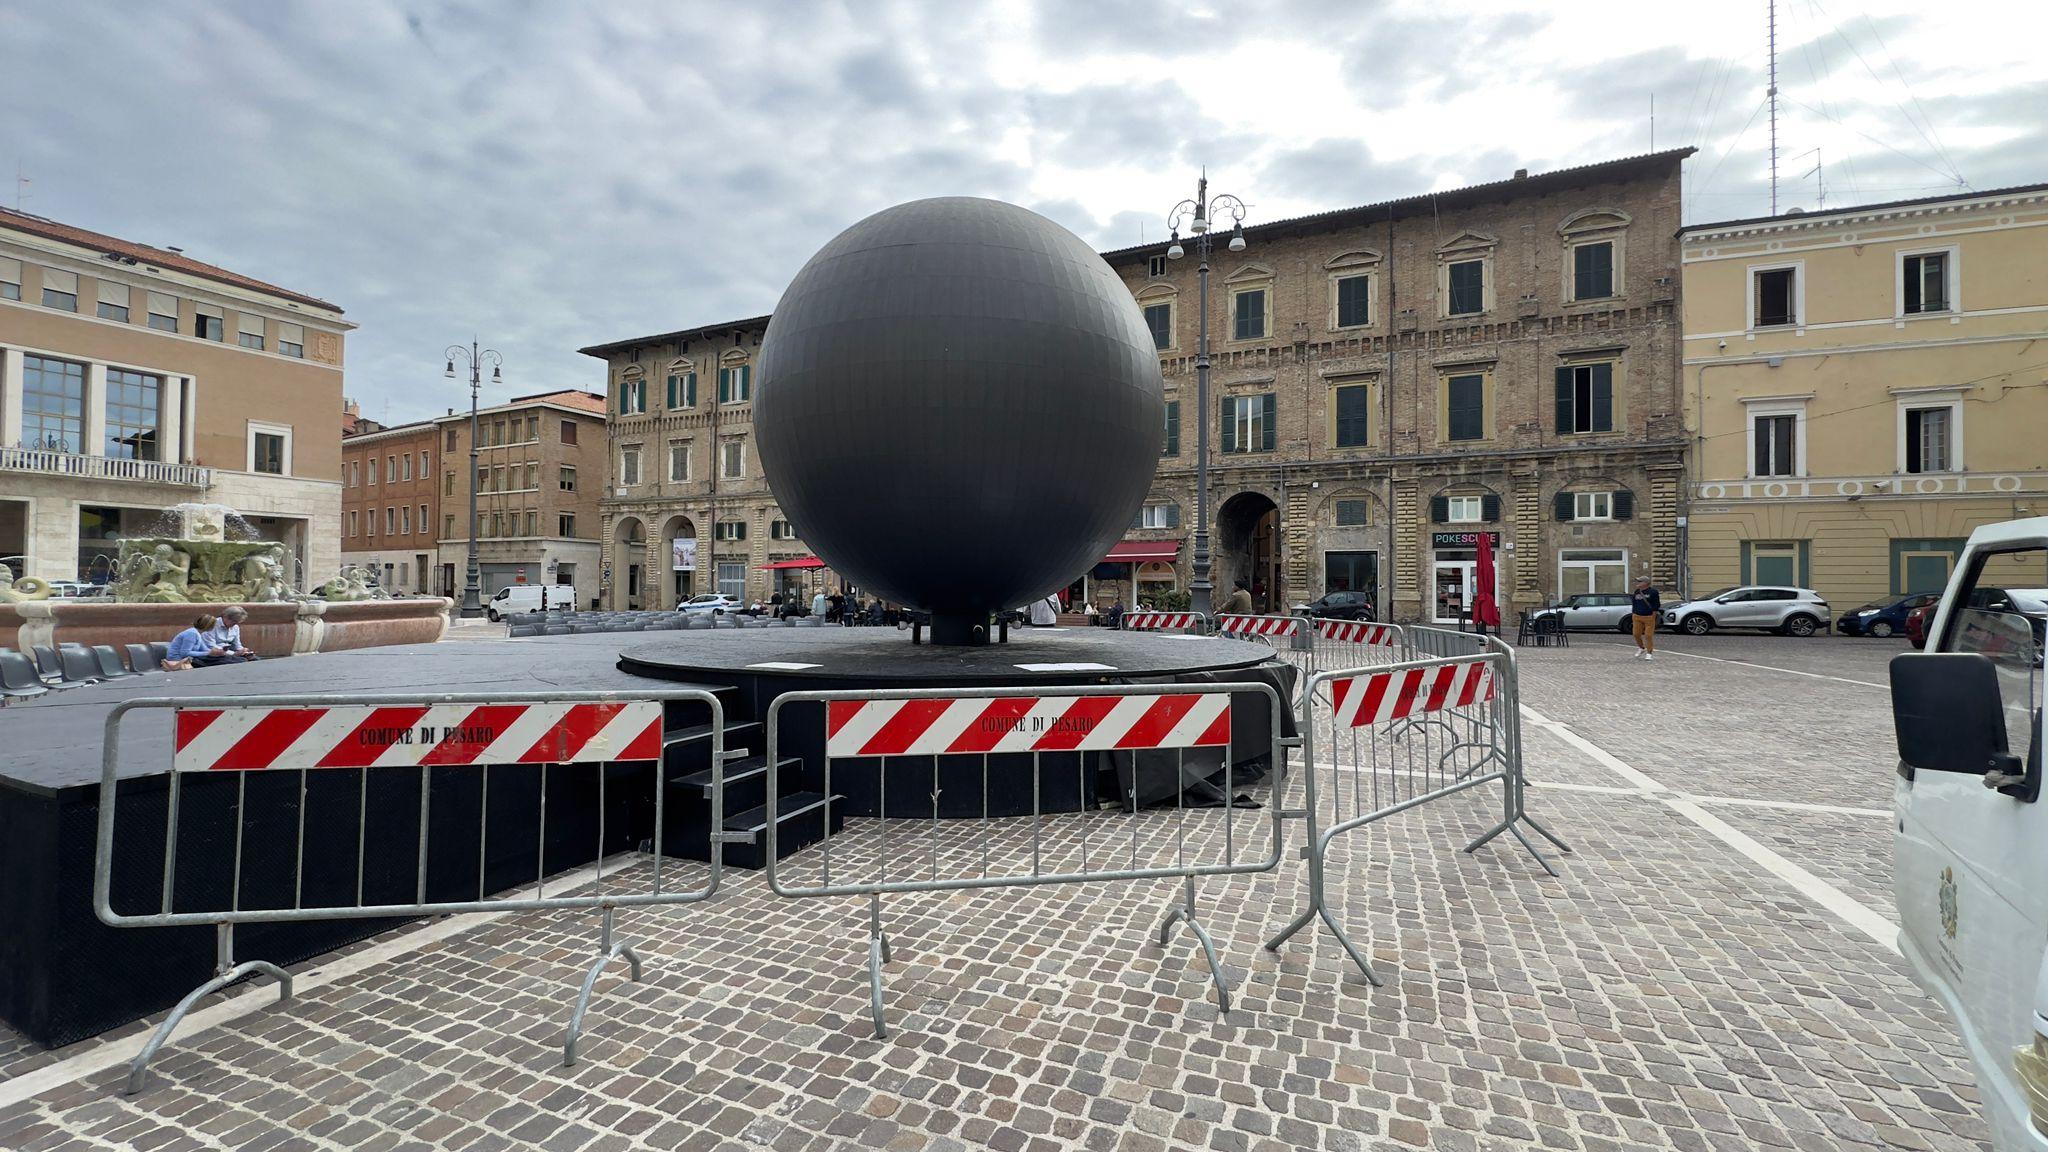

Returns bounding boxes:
[1891,517,2048,1150]
[487,584,577,622]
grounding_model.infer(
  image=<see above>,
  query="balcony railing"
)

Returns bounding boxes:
[0,445,211,487]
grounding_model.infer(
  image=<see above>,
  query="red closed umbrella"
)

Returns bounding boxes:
[1473,534,1500,631]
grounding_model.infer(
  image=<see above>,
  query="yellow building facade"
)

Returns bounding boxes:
[1679,185,2048,611]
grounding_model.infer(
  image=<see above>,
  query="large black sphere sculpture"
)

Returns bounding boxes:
[754,197,1165,645]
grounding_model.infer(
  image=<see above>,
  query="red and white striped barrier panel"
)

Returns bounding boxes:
[173,701,665,772]
[1325,659,1496,728]
[1314,618,1399,647]
[1216,615,1301,638]
[826,693,1231,758]
[1121,611,1202,631]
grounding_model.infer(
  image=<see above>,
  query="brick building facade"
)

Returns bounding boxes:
[340,419,439,594]
[1101,149,1694,623]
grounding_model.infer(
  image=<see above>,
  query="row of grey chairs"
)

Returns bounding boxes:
[507,613,829,638]
[0,641,173,702]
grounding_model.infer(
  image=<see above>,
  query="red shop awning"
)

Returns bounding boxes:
[1101,540,1181,563]
[759,556,826,570]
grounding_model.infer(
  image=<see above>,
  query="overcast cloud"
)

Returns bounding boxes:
[5,0,2041,424]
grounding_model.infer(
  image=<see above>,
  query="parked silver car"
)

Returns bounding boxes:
[1533,593,1636,632]
[1662,586,1831,636]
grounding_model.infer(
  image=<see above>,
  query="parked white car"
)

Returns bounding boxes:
[1890,518,2048,1150]
[486,584,577,622]
[1661,585,1831,636]
[677,593,741,616]
[1532,593,1636,632]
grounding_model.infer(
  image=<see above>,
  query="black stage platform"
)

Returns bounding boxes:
[0,629,1290,1048]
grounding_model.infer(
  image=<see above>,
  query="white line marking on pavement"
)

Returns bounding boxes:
[0,855,630,1109]
[1685,794,1890,818]
[1519,705,1900,954]
[1588,641,1888,689]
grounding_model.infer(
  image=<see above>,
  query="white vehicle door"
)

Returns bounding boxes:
[1893,537,2048,1151]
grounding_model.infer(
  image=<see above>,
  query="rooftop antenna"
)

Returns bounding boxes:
[13,164,27,211]
[1793,147,1824,210]
[1650,93,1655,151]
[1768,0,1780,215]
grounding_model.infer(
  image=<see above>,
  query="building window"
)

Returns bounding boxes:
[1445,495,1484,523]
[1144,302,1172,350]
[104,369,161,461]
[194,304,225,341]
[22,356,85,453]
[0,257,19,300]
[442,514,453,538]
[1445,373,1487,442]
[1161,399,1180,456]
[525,511,537,537]
[1905,406,1955,473]
[147,291,177,332]
[475,466,488,492]
[1752,266,1798,327]
[401,454,413,481]
[669,441,691,483]
[1558,548,1629,596]
[1574,491,1613,520]
[348,461,358,486]
[41,268,78,311]
[445,427,457,450]
[561,420,578,445]
[443,471,453,496]
[1148,255,1167,277]
[418,504,428,532]
[559,466,577,492]
[1446,260,1485,316]
[1222,393,1275,454]
[1751,412,1799,477]
[667,371,697,409]
[401,506,411,535]
[771,519,797,540]
[526,415,539,441]
[386,456,397,483]
[1333,498,1369,527]
[1572,241,1614,301]
[619,447,641,487]
[349,510,358,537]
[365,508,375,537]
[1334,274,1371,328]
[1902,251,1952,315]
[1332,383,1370,448]
[721,439,746,479]
[717,561,746,599]
[715,520,747,541]
[558,513,575,537]
[280,322,304,358]
[420,450,430,474]
[1135,502,1179,530]
[385,508,396,535]
[96,281,130,322]
[619,376,646,415]
[718,364,752,403]
[1554,362,1615,434]
[1231,288,1267,341]
[236,314,265,350]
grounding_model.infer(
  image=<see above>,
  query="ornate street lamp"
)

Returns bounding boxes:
[1166,175,1247,618]
[444,341,502,619]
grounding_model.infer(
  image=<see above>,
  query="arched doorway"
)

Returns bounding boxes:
[1216,492,1282,613]
[613,516,645,609]
[659,515,697,608]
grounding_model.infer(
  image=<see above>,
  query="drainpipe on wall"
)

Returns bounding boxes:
[1383,203,1398,623]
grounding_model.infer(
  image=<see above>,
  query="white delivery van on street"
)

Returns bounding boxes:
[1890,517,2048,1150]
[487,584,577,622]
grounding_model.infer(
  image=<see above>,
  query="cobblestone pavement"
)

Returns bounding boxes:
[0,633,1991,1151]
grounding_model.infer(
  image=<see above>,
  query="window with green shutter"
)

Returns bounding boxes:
[1445,375,1485,441]
[1144,303,1172,350]
[1162,400,1180,456]
[1334,275,1371,327]
[718,365,751,403]
[667,372,696,409]
[1554,363,1614,434]
[1223,394,1275,453]
[1332,383,1369,448]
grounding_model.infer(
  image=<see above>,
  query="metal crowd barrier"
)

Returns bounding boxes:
[761,680,1287,1037]
[1119,609,1211,634]
[94,688,728,1091]
[1267,631,1572,982]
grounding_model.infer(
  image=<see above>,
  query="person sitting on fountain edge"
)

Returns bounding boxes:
[206,605,259,661]
[166,614,228,670]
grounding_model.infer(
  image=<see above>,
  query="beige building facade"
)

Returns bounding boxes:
[1679,184,2048,611]
[432,390,608,607]
[582,319,843,610]
[0,206,351,589]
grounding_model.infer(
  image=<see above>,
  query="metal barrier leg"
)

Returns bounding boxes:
[126,924,290,1095]
[1156,876,1231,1013]
[563,907,643,1066]
[867,893,890,1039]
[1520,812,1573,853]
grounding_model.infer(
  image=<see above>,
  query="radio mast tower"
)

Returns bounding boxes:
[1768,0,1780,215]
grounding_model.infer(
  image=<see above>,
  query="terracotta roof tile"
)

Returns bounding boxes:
[0,205,343,313]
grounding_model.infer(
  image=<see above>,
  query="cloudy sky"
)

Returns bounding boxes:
[7,1,2041,424]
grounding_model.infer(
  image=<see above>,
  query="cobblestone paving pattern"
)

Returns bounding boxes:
[0,635,1991,1151]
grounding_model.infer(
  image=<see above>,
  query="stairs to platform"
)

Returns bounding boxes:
[654,690,841,869]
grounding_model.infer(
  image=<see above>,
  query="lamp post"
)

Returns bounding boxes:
[1166,175,1247,618]
[444,340,502,618]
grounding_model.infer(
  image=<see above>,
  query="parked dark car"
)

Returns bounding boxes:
[1293,590,1376,621]
[1837,591,1940,638]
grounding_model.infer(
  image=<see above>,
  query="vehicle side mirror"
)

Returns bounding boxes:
[1890,652,2034,800]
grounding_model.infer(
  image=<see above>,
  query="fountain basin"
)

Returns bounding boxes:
[0,598,451,657]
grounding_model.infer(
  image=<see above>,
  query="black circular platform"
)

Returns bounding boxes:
[617,625,1274,687]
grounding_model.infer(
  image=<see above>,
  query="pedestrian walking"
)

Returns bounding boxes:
[1629,574,1661,660]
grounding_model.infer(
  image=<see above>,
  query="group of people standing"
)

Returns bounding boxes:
[164,606,259,670]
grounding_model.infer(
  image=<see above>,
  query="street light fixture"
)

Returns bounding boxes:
[1165,174,1247,618]
[445,339,503,619]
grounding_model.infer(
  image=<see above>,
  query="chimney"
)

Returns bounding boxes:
[1513,168,1529,180]
[344,398,360,418]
